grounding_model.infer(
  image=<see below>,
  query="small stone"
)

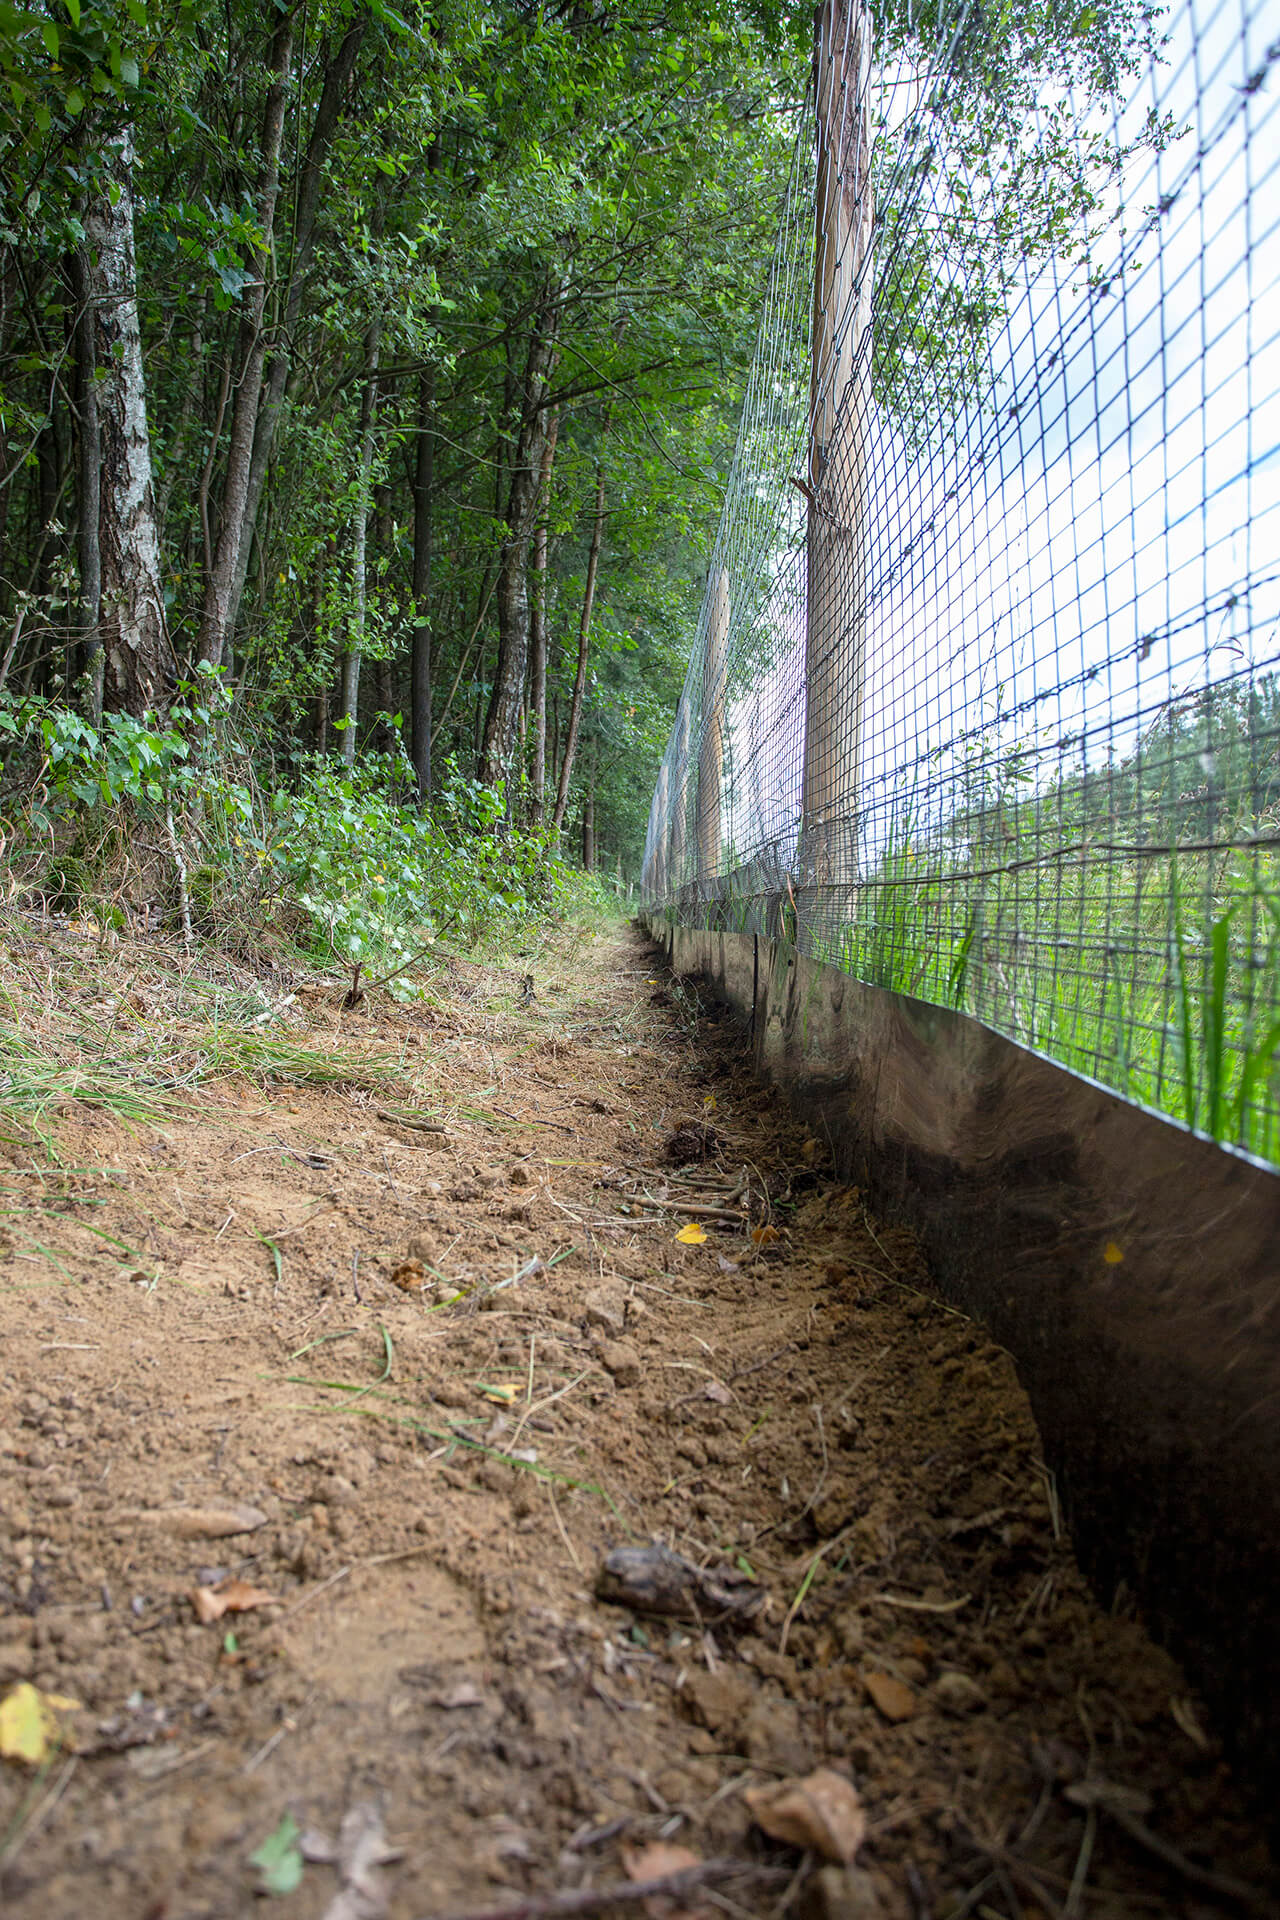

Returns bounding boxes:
[509,1163,534,1187]
[743,1693,813,1773]
[598,1340,641,1386]
[45,1485,78,1509]
[680,1667,752,1736]
[800,1865,883,1920]
[321,1473,359,1508]
[583,1287,627,1337]
[811,1488,851,1538]
[432,1381,471,1410]
[832,1609,864,1658]
[862,1671,917,1722]
[934,1669,986,1715]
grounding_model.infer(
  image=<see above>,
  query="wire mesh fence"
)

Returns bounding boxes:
[643,0,1280,1163]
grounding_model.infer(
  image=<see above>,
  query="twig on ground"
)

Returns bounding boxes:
[411,1858,788,1920]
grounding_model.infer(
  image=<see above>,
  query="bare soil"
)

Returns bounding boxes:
[0,917,1272,1920]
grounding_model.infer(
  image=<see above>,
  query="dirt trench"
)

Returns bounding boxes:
[0,920,1272,1920]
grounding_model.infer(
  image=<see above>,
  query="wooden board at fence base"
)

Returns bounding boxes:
[645,913,1280,1818]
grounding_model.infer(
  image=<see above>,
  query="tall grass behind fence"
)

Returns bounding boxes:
[642,0,1280,1163]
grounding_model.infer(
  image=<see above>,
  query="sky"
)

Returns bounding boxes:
[647,0,1280,888]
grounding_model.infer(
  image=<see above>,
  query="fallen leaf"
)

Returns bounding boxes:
[623,1842,702,1879]
[716,1255,739,1272]
[744,1767,866,1863]
[320,1800,404,1920]
[750,1224,779,1247]
[129,1504,268,1539]
[703,1380,733,1405]
[0,1682,81,1765]
[250,1812,304,1896]
[191,1579,279,1624]
[391,1259,429,1292]
[1103,1240,1124,1265]
[622,1842,709,1920]
[675,1222,707,1245]
[475,1381,520,1404]
[862,1671,918,1722]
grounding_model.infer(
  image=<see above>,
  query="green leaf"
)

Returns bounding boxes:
[249,1814,303,1896]
[40,19,58,58]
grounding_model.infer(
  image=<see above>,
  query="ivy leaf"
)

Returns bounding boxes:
[249,1813,304,1896]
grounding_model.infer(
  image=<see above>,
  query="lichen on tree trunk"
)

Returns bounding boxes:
[85,128,174,716]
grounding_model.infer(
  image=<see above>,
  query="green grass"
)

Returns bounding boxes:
[826,842,1280,1165]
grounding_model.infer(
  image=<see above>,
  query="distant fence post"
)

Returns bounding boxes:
[696,563,730,894]
[798,0,874,942]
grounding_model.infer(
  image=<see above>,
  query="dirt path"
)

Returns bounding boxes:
[0,919,1271,1919]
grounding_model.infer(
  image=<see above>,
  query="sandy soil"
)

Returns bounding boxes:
[0,916,1272,1920]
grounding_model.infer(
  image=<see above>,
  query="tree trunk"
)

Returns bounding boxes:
[410,367,435,800]
[480,305,558,788]
[552,458,605,832]
[529,406,559,825]
[67,242,102,718]
[223,18,366,646]
[86,130,174,716]
[582,741,596,871]
[695,563,730,888]
[799,0,874,908]
[197,15,293,669]
[340,319,381,767]
[156,294,204,538]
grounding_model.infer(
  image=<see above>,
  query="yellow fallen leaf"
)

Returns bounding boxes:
[1103,1240,1124,1265]
[675,1222,707,1245]
[476,1381,520,1403]
[0,1682,81,1766]
[702,1093,717,1112]
[751,1223,779,1247]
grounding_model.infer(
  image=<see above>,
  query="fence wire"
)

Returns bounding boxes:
[643,0,1280,1163]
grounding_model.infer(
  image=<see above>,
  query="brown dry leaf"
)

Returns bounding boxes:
[750,1223,779,1247]
[391,1258,429,1293]
[675,1222,707,1245]
[744,1767,866,1863]
[863,1670,918,1722]
[622,1842,707,1920]
[190,1579,280,1624]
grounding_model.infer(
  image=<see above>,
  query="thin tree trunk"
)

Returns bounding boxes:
[800,0,873,901]
[223,18,367,645]
[582,740,596,871]
[197,15,293,668]
[552,458,606,832]
[410,367,435,800]
[529,406,559,825]
[85,129,173,715]
[340,318,381,766]
[67,243,101,718]
[480,303,558,788]
[156,294,204,537]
